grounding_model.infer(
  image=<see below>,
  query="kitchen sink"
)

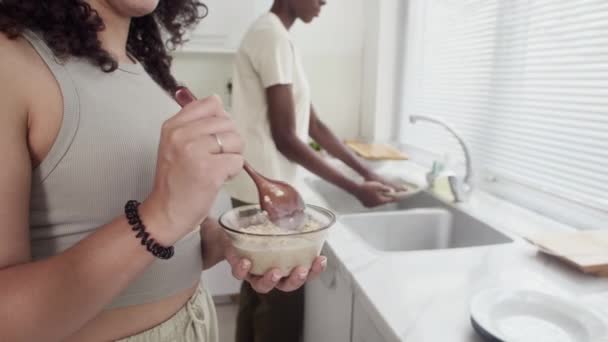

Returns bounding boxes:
[343,209,450,251]
[305,178,514,251]
[341,208,512,252]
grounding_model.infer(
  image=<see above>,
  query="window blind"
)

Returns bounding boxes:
[400,0,608,229]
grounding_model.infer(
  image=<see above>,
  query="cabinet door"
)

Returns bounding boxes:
[352,297,388,342]
[181,0,272,53]
[303,249,353,342]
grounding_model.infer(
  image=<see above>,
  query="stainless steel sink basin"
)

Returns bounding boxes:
[343,209,451,251]
[305,178,514,251]
[341,209,512,252]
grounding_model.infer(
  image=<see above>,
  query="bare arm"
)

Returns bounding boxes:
[266,85,393,207]
[200,218,228,271]
[0,212,167,342]
[266,85,359,194]
[309,107,407,191]
[308,106,373,179]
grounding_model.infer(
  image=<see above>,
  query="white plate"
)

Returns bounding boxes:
[470,288,608,342]
[382,180,423,200]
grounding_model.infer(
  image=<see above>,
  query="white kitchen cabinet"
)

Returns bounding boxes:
[352,296,389,342]
[303,247,353,342]
[180,0,273,53]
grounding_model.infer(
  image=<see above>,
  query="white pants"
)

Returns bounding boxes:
[118,287,219,342]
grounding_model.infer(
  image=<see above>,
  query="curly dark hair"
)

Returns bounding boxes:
[0,0,207,93]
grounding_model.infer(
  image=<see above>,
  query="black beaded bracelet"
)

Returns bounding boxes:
[124,200,175,260]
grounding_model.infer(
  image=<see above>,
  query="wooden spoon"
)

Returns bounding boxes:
[174,87,306,230]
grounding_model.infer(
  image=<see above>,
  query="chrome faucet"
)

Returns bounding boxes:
[409,115,473,202]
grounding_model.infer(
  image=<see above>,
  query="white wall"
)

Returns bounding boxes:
[171,53,234,105]
[171,0,366,139]
[290,0,365,138]
[360,0,408,142]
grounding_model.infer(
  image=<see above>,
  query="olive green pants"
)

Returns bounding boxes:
[118,286,218,342]
[231,198,305,342]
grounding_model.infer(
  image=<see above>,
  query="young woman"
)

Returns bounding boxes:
[228,1,402,341]
[0,1,325,341]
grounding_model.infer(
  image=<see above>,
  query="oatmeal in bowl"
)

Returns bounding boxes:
[219,204,336,276]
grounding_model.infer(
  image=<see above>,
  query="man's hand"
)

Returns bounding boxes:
[353,181,396,208]
[225,243,327,293]
[363,172,408,192]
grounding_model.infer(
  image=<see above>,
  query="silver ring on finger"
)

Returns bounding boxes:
[212,133,224,154]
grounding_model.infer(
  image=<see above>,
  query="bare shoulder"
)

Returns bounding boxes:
[0,32,34,268]
[0,31,55,120]
[0,33,29,119]
[0,32,36,110]
[0,31,40,71]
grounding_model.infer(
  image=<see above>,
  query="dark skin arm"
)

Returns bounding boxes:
[266,84,393,207]
[308,105,372,178]
[309,106,408,191]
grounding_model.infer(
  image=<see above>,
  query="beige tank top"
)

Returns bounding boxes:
[23,31,204,309]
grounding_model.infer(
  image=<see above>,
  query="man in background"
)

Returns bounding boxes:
[228,0,401,341]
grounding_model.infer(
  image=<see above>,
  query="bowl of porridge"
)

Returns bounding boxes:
[219,204,336,276]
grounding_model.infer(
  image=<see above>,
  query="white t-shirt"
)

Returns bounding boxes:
[226,12,311,203]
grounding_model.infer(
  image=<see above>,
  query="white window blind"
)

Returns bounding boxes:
[400,0,608,229]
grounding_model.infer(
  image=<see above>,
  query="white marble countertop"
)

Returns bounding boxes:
[297,159,608,342]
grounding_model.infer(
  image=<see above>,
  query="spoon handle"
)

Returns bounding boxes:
[243,162,263,182]
[175,86,197,107]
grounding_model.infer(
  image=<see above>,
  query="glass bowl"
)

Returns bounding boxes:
[219,204,336,276]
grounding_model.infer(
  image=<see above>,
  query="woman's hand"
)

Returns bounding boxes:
[200,219,327,293]
[142,95,244,245]
[225,243,327,293]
